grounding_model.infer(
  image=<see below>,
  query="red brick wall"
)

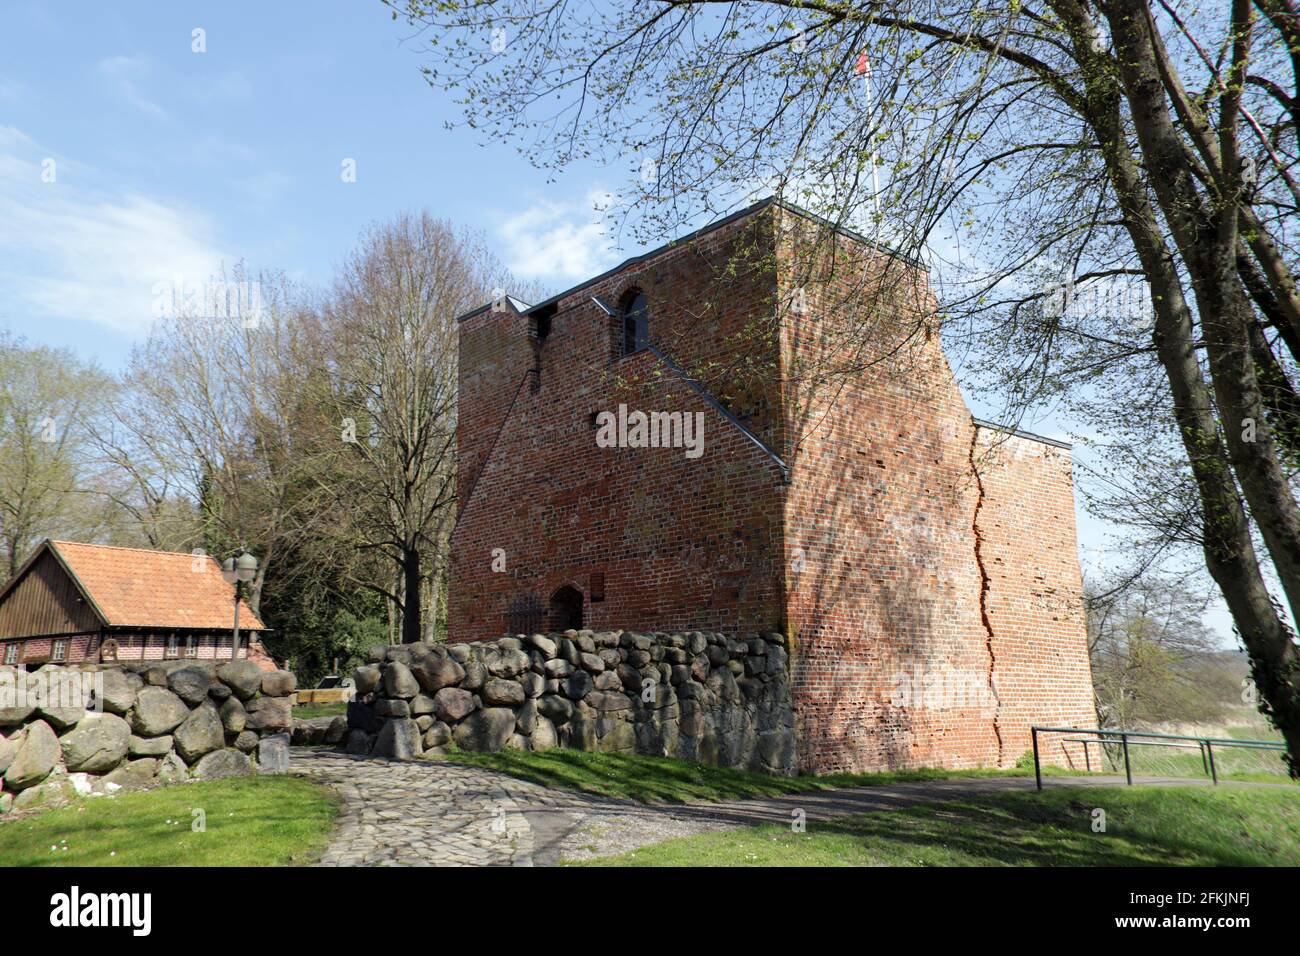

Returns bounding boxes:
[449,211,788,641]
[974,429,1098,766]
[773,205,1094,772]
[449,200,1096,773]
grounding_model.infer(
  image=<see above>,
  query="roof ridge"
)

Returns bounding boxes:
[52,539,217,559]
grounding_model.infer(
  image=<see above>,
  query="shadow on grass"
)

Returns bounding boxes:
[434,748,1031,804]
[584,786,1300,866]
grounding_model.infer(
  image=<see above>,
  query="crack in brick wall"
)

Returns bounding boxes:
[968,426,1004,765]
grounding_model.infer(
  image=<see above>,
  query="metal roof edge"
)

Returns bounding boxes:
[972,418,1073,450]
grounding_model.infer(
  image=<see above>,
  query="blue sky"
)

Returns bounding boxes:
[0,0,620,367]
[0,1,1243,643]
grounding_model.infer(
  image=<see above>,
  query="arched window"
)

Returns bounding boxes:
[549,584,584,631]
[621,290,649,357]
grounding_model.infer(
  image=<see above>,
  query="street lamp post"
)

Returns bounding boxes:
[220,548,259,661]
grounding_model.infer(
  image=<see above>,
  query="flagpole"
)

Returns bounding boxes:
[856,50,881,222]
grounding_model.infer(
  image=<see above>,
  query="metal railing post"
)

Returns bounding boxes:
[1206,740,1218,784]
[1083,738,1092,773]
[1122,733,1133,785]
[1033,727,1042,791]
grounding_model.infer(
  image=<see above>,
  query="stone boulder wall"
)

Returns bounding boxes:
[345,631,795,774]
[0,660,297,815]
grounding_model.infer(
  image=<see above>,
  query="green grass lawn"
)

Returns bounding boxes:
[433,748,1039,803]
[581,785,1300,866]
[0,777,339,867]
[292,702,349,719]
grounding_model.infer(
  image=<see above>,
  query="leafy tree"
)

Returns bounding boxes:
[390,0,1300,774]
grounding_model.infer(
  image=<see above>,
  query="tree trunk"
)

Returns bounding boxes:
[1054,0,1300,774]
[402,547,421,644]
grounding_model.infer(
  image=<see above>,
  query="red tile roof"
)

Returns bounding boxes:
[49,540,268,631]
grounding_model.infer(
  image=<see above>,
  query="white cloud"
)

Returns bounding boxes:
[496,190,618,282]
[0,128,229,334]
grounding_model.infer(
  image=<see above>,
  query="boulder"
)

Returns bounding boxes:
[373,698,411,718]
[525,634,557,659]
[35,703,84,732]
[481,678,526,707]
[579,653,606,673]
[344,730,372,755]
[452,708,515,752]
[0,728,22,774]
[167,666,213,707]
[219,696,247,734]
[102,757,159,790]
[192,748,253,780]
[530,716,558,750]
[60,712,131,773]
[13,777,74,811]
[4,720,59,790]
[515,699,539,735]
[216,660,265,701]
[127,686,188,738]
[486,649,532,678]
[174,703,225,763]
[244,696,292,733]
[562,671,593,699]
[543,659,573,679]
[382,662,420,699]
[325,715,348,745]
[372,718,423,759]
[0,704,35,727]
[207,683,232,703]
[261,670,296,697]
[256,733,290,774]
[411,657,464,693]
[409,693,437,716]
[423,721,451,748]
[353,664,382,696]
[587,691,632,712]
[232,731,259,753]
[537,695,573,725]
[128,734,173,758]
[347,700,383,733]
[157,751,190,782]
[520,672,545,698]
[461,661,487,690]
[432,687,478,723]
[97,670,138,715]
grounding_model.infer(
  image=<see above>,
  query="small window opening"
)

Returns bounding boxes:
[621,291,649,357]
[528,304,557,392]
[530,303,556,343]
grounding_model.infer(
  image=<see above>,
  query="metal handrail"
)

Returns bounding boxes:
[1031,725,1288,790]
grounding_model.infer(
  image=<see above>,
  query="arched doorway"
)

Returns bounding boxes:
[549,585,584,631]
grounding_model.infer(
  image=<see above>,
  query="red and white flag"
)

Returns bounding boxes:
[855,50,871,77]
